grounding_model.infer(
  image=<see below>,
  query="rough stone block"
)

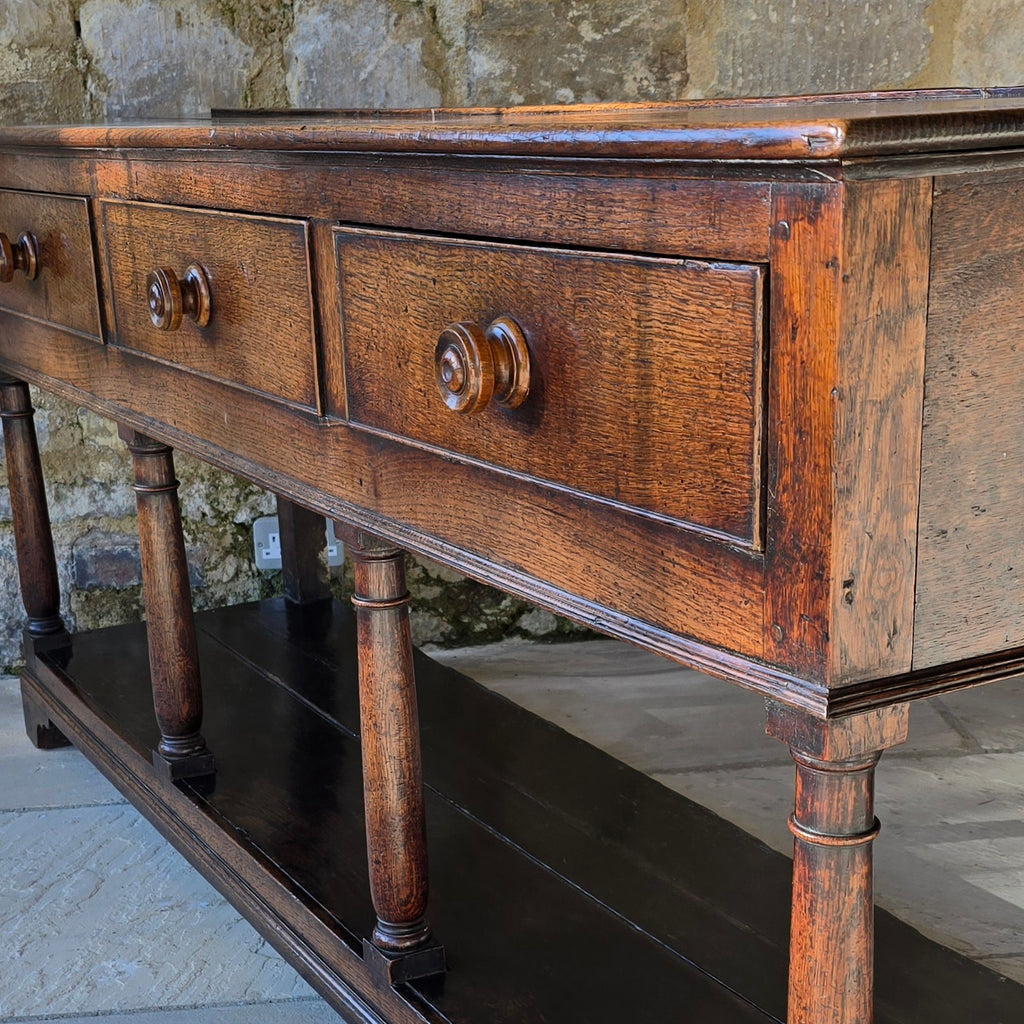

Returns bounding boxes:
[465,0,688,105]
[684,0,933,97]
[0,1,85,125]
[72,531,204,590]
[950,0,1024,85]
[286,0,443,108]
[73,531,143,590]
[78,0,254,118]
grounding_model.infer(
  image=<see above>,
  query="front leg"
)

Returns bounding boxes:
[121,426,213,782]
[767,701,910,1024]
[0,378,66,640]
[343,524,445,984]
[1,377,70,749]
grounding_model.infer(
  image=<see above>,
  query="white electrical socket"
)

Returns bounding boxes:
[253,515,343,571]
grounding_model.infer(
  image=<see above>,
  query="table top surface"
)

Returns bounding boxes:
[4,88,1024,161]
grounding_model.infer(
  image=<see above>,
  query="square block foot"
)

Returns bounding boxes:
[362,937,446,986]
[21,686,71,750]
[152,748,216,783]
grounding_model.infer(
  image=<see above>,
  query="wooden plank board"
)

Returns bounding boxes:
[26,599,1024,1023]
[914,172,1024,668]
[829,177,931,683]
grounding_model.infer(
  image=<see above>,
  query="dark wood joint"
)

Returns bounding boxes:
[20,680,71,750]
[362,937,447,987]
[152,745,217,783]
[277,495,332,605]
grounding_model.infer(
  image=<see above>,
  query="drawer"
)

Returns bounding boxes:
[335,228,766,545]
[0,189,101,337]
[100,200,318,409]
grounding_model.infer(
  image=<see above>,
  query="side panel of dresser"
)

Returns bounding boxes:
[914,169,1024,668]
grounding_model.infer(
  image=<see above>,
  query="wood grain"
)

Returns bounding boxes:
[347,531,434,958]
[914,171,1024,667]
[5,88,1024,159]
[99,199,318,409]
[763,184,843,681]
[829,177,931,684]
[0,377,66,637]
[0,310,770,682]
[337,228,766,544]
[17,95,1024,1024]
[767,702,910,1024]
[120,426,213,779]
[276,495,331,605]
[0,151,777,261]
[0,189,101,337]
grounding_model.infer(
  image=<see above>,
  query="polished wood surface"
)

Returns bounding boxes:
[828,177,932,684]
[99,199,317,408]
[17,600,1024,1024]
[767,703,910,1024]
[0,189,100,336]
[0,378,65,637]
[8,87,1024,159]
[119,426,213,780]
[434,316,531,416]
[336,227,765,541]
[345,528,438,972]
[5,91,1024,1023]
[0,228,39,282]
[915,170,1024,667]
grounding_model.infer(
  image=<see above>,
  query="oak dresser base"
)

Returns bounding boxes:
[6,92,1024,1022]
[18,600,1024,1024]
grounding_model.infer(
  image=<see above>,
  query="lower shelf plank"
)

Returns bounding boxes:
[22,597,1024,1023]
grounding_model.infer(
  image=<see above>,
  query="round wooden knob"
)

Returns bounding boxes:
[435,316,530,414]
[146,263,211,331]
[0,231,39,283]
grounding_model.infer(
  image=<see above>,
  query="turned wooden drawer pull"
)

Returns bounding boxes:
[434,316,530,414]
[0,230,39,282]
[147,263,211,331]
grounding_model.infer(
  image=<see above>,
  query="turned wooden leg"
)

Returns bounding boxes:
[277,495,331,605]
[0,378,66,639]
[345,524,444,983]
[120,426,213,781]
[767,701,910,1024]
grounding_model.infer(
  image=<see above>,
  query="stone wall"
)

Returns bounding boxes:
[1,1,1022,668]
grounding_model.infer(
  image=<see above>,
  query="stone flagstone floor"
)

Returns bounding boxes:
[2,638,1024,1021]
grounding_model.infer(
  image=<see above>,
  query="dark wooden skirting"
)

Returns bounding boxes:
[22,599,1024,1023]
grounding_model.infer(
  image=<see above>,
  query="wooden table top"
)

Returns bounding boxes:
[5,87,1024,160]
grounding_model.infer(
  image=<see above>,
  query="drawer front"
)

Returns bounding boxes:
[336,228,766,545]
[0,189,101,337]
[100,200,317,408]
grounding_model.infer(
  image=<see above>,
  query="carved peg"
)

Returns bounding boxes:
[0,231,39,282]
[435,315,530,414]
[147,263,211,330]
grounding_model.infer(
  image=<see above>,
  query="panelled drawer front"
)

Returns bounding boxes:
[0,189,101,337]
[100,200,318,409]
[336,228,766,546]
